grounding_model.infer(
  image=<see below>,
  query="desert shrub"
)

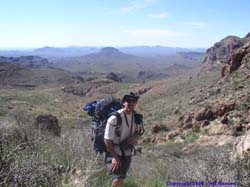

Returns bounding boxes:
[128,144,250,187]
[2,110,249,187]
[132,177,165,187]
[181,131,200,143]
[234,155,250,187]
[0,110,104,187]
[0,127,61,187]
[233,129,246,137]
[87,169,111,187]
[0,110,6,117]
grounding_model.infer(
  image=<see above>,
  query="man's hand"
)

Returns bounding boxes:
[111,157,121,172]
[126,135,139,146]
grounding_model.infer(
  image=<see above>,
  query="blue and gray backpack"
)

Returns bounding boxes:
[83,97,122,154]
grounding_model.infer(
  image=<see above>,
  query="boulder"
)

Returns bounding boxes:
[35,114,61,136]
[193,120,210,130]
[166,129,181,140]
[221,114,229,124]
[106,72,122,82]
[142,137,152,144]
[182,123,194,130]
[189,97,204,105]
[184,114,193,123]
[211,100,235,116]
[62,87,85,96]
[150,124,168,134]
[234,129,250,159]
[173,107,180,115]
[195,107,214,121]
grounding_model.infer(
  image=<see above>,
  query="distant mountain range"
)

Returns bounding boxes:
[120,46,205,57]
[0,46,204,83]
[0,46,206,58]
[51,46,203,82]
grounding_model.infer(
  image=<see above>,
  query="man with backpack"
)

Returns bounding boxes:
[104,92,142,187]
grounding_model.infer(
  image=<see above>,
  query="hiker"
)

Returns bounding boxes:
[104,92,141,187]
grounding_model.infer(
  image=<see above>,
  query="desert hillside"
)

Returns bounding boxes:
[1,33,250,187]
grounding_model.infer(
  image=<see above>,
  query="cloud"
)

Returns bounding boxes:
[144,0,156,2]
[148,12,168,18]
[121,2,143,12]
[178,22,208,29]
[125,29,178,37]
[121,0,156,12]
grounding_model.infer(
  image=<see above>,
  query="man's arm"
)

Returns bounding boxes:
[104,139,119,161]
[105,139,121,172]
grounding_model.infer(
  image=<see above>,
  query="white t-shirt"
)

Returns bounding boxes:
[104,109,137,156]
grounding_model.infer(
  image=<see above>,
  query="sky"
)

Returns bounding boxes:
[0,0,249,49]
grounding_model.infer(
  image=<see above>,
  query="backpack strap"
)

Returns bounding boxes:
[108,111,122,136]
[108,112,127,157]
[133,111,145,136]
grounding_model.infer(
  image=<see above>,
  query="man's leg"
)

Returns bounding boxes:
[112,178,123,187]
[107,156,131,187]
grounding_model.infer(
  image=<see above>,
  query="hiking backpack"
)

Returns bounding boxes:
[83,97,122,154]
[83,97,145,154]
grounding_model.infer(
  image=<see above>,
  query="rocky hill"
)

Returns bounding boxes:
[0,61,83,88]
[0,56,51,68]
[203,32,250,70]
[141,34,250,158]
[84,47,138,60]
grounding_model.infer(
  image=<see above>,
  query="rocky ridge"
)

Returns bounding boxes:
[203,32,250,70]
[221,42,250,78]
[144,34,250,159]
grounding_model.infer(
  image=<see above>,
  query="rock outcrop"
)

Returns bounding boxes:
[106,72,122,82]
[62,87,85,96]
[35,115,61,136]
[179,99,235,130]
[221,42,250,78]
[203,32,250,70]
[234,129,250,159]
[150,124,168,134]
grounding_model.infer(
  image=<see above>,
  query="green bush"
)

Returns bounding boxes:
[182,131,200,143]
[139,178,166,187]
[88,170,111,187]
